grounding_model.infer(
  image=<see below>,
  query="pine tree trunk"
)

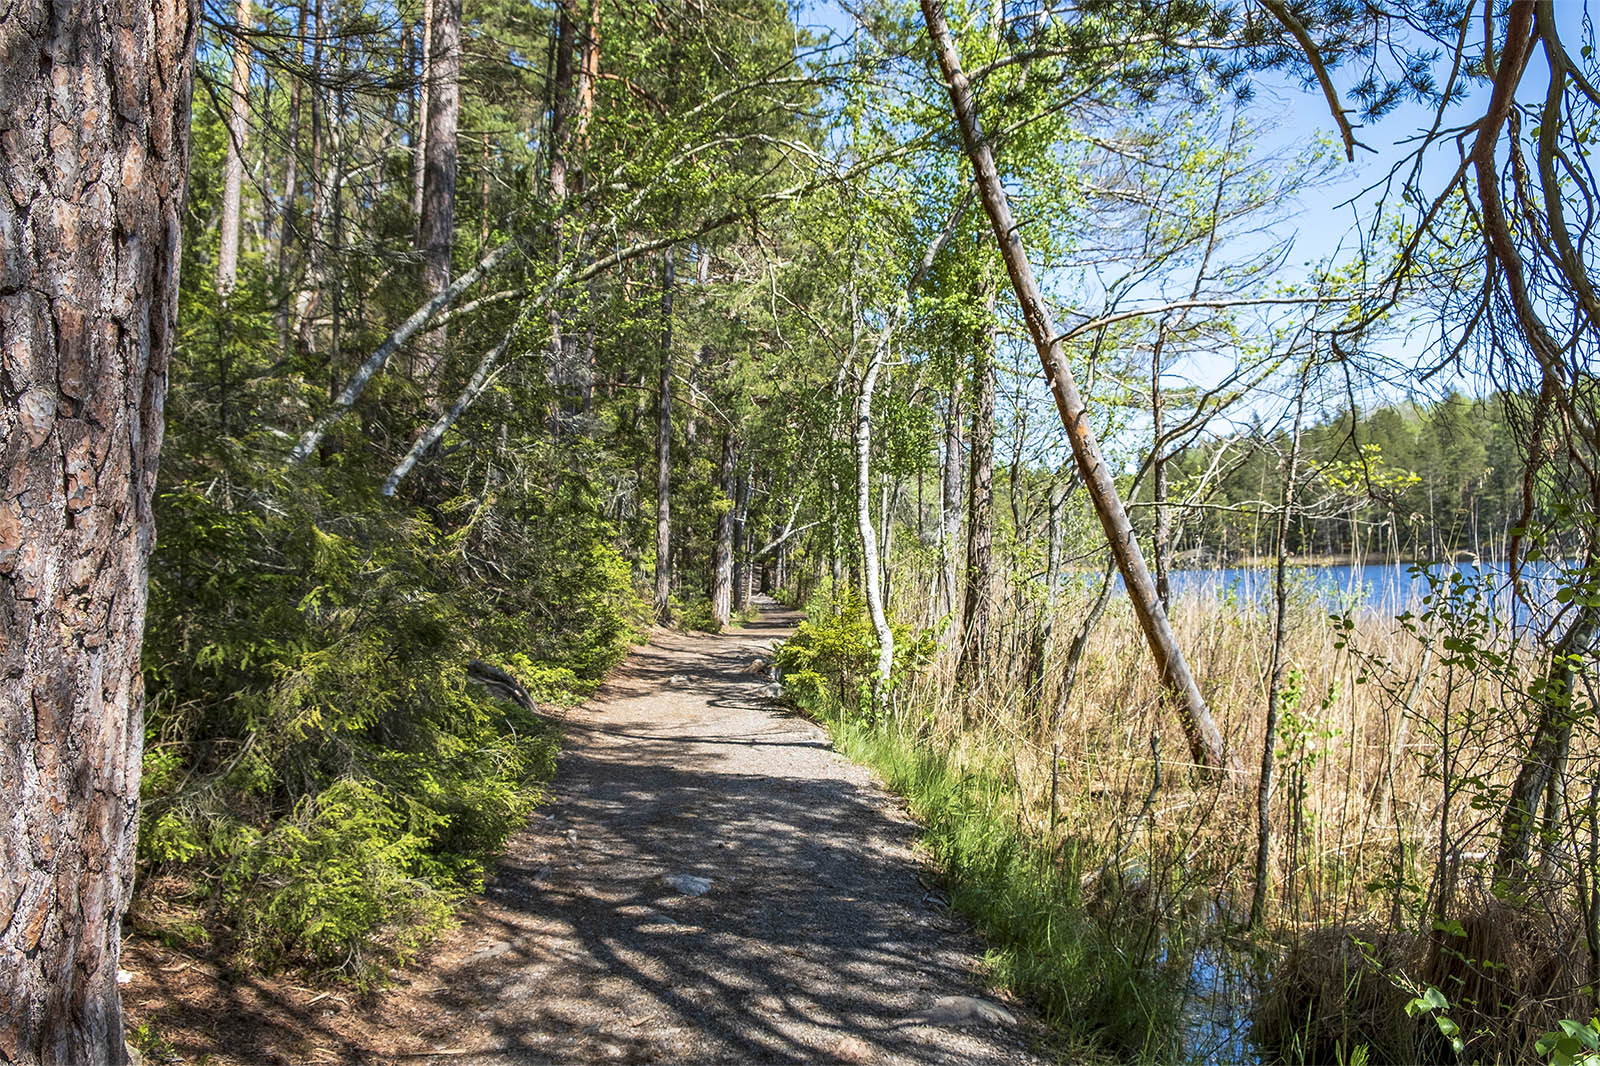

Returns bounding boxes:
[275,0,305,344]
[410,0,432,233]
[711,432,736,628]
[0,1,197,1060]
[654,247,675,622]
[733,462,752,611]
[956,283,996,686]
[921,0,1229,770]
[293,0,324,354]
[416,0,460,383]
[217,0,252,302]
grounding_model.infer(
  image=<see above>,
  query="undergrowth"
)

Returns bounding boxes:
[778,583,1187,1062]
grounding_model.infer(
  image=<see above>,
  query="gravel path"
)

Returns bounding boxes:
[364,600,1045,1064]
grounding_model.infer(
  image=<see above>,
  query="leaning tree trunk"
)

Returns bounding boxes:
[0,2,197,1062]
[415,0,460,384]
[217,0,252,302]
[1495,600,1600,885]
[956,282,996,687]
[921,0,1229,771]
[710,431,736,629]
[654,247,676,622]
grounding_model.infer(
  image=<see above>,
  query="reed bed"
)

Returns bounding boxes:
[788,556,1600,1062]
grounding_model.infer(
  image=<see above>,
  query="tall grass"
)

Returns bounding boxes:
[783,558,1600,1063]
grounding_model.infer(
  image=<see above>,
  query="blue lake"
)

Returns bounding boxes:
[1131,560,1567,619]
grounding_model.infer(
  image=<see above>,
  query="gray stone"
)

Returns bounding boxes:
[916,995,1017,1028]
[662,873,712,896]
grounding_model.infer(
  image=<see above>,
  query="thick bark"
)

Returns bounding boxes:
[217,0,252,302]
[547,0,576,205]
[921,0,1229,770]
[956,283,996,687]
[416,0,460,382]
[733,461,752,611]
[654,247,675,622]
[0,1,197,1061]
[711,432,736,628]
[292,0,324,354]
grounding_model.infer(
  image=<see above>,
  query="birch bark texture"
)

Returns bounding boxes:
[0,0,198,1060]
[919,0,1230,771]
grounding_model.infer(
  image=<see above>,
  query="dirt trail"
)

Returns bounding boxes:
[126,601,1045,1064]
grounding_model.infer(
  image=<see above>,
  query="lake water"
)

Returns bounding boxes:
[1154,560,1565,618]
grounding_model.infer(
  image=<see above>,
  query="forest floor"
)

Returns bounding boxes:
[123,598,1047,1065]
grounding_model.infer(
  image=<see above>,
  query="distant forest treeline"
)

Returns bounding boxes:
[1162,392,1527,565]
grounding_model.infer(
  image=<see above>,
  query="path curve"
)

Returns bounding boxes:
[363,600,1043,1064]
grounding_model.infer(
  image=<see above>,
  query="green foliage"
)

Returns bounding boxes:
[1538,1019,1600,1066]
[811,698,1184,1062]
[775,580,935,715]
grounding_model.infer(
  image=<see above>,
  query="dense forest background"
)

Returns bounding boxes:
[88,0,1600,1061]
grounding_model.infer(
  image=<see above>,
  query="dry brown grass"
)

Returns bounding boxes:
[870,556,1600,1061]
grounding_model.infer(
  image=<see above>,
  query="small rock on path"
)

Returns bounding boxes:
[362,599,1044,1064]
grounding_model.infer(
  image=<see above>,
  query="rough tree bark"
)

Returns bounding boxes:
[711,431,736,628]
[654,247,676,622]
[416,0,460,383]
[0,1,197,1061]
[733,460,752,611]
[275,0,306,344]
[921,0,1229,771]
[217,0,252,302]
[956,282,996,687]
[410,0,432,234]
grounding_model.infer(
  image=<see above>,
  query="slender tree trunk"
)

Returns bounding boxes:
[410,0,432,233]
[939,371,964,625]
[416,0,460,384]
[218,0,252,302]
[275,0,305,343]
[857,337,894,716]
[711,432,736,628]
[921,0,1229,770]
[956,282,996,686]
[733,461,752,611]
[1151,323,1172,609]
[1251,379,1306,927]
[0,2,197,1060]
[293,0,324,355]
[1024,476,1070,723]
[654,247,675,622]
